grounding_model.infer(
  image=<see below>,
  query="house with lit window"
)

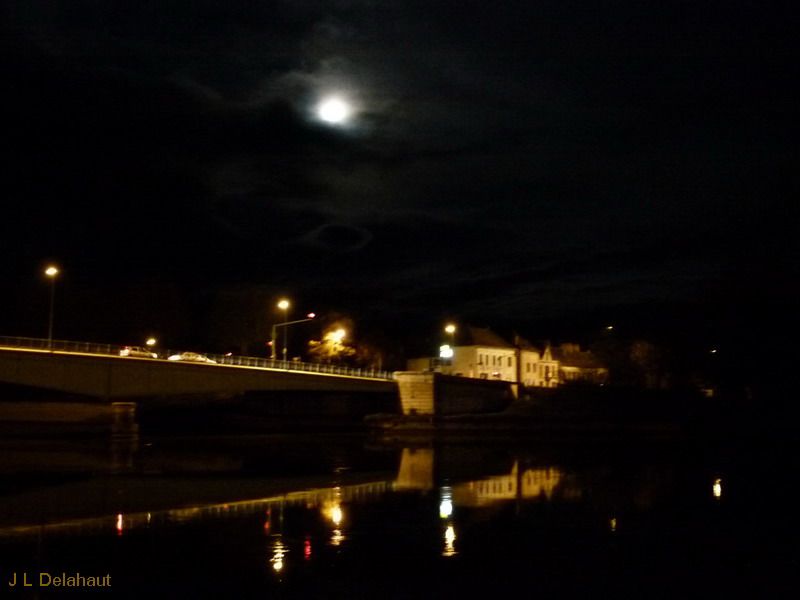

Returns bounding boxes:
[406,327,607,388]
[552,343,609,385]
[407,326,517,382]
[517,338,560,388]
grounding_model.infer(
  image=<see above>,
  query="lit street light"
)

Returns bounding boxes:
[277,299,290,361]
[444,323,457,365]
[270,300,315,362]
[44,265,59,350]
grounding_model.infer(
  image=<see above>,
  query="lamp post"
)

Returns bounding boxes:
[276,299,290,361]
[44,266,59,350]
[444,323,456,367]
[271,313,316,362]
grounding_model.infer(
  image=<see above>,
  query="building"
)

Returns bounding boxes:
[407,327,607,388]
[517,337,560,388]
[552,343,609,385]
[407,326,517,381]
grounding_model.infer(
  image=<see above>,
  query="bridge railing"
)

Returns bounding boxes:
[0,335,122,356]
[0,336,395,381]
[205,352,394,380]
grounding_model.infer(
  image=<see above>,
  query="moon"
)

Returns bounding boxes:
[317,97,351,124]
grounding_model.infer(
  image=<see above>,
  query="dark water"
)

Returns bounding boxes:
[0,431,797,598]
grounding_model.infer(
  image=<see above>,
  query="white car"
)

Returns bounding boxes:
[167,352,216,364]
[120,346,157,358]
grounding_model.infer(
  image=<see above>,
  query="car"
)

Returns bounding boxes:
[119,346,157,359]
[167,352,216,364]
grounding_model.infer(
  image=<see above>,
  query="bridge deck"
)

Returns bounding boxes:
[0,337,396,399]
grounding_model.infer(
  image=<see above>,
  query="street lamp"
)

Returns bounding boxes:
[276,299,290,361]
[44,265,59,349]
[444,323,456,365]
[271,312,316,362]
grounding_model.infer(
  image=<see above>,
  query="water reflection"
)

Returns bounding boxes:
[397,448,569,512]
[452,463,564,507]
[0,434,781,596]
[439,486,453,519]
[395,447,434,491]
[330,528,345,547]
[269,535,287,573]
[0,480,389,538]
[443,523,457,557]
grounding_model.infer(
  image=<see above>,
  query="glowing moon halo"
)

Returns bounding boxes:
[317,97,351,124]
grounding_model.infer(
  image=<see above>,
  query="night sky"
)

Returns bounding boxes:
[2,1,797,360]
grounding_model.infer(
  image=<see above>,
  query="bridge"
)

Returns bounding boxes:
[0,336,396,399]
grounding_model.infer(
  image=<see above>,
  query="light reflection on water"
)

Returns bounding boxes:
[0,436,795,595]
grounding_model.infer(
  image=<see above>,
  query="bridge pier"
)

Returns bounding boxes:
[394,371,514,417]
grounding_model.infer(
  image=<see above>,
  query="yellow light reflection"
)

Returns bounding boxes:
[331,529,345,546]
[439,486,453,518]
[443,524,457,557]
[609,517,617,532]
[270,537,287,573]
[323,501,343,526]
[713,478,722,499]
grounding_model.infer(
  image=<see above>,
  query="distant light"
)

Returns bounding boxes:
[610,517,617,532]
[277,299,290,310]
[606,325,614,331]
[145,337,157,347]
[307,313,316,319]
[116,513,124,535]
[713,478,722,499]
[439,345,454,359]
[710,349,718,354]
[444,324,456,335]
[45,266,59,277]
[317,97,351,124]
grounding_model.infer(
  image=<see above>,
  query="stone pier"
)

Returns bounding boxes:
[394,371,514,416]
